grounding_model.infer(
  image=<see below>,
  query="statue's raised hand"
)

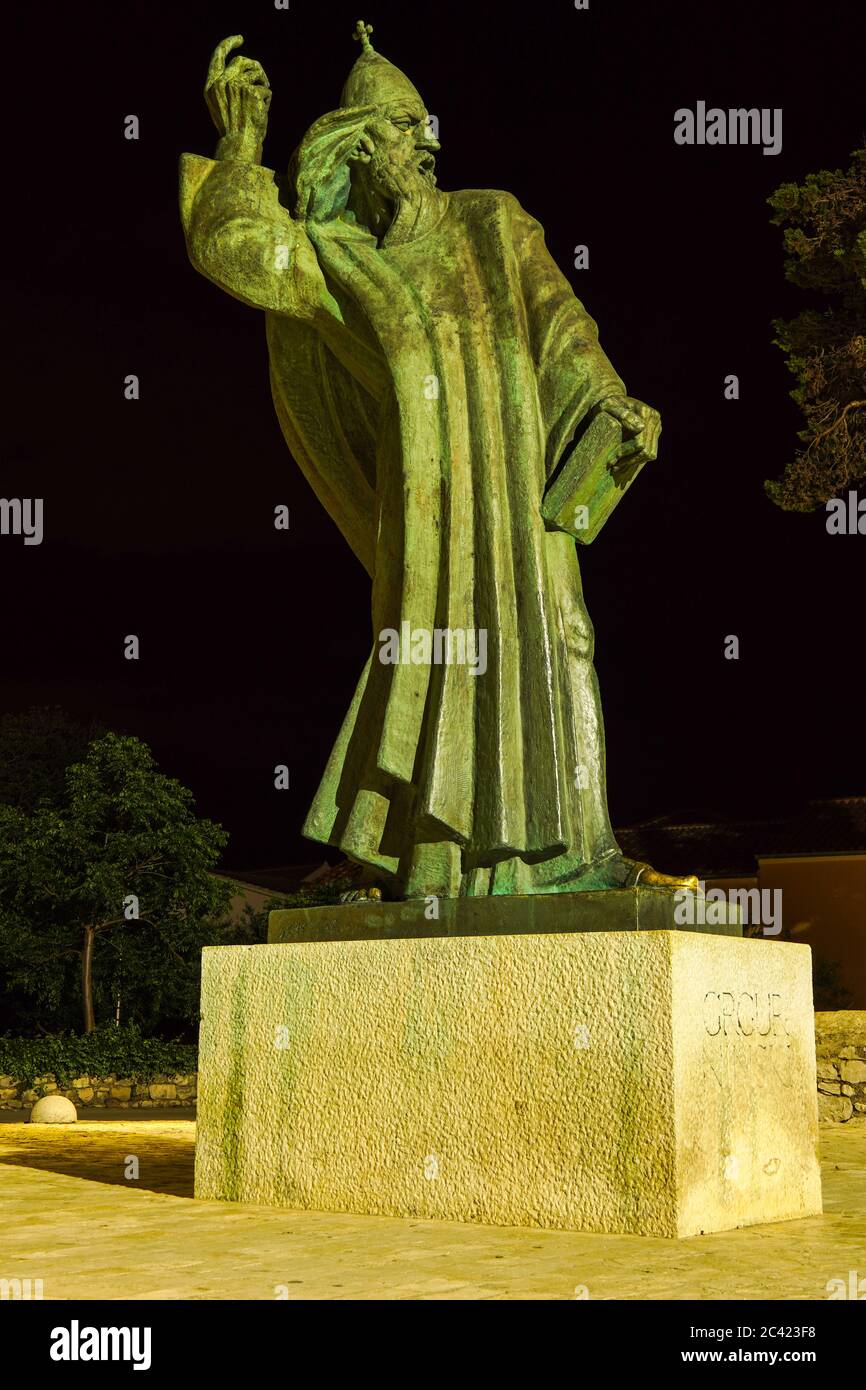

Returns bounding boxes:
[205,35,271,161]
[291,105,379,220]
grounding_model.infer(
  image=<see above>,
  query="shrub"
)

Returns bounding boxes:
[0,1024,197,1089]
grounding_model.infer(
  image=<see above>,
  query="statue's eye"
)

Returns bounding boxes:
[391,117,414,130]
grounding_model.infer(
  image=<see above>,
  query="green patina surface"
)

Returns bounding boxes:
[180,23,681,902]
[267,890,742,944]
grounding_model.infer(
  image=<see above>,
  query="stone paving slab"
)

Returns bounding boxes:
[0,1120,864,1300]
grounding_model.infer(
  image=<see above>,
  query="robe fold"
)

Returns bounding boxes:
[180,151,627,883]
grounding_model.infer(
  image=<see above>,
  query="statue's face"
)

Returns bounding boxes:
[362,99,441,200]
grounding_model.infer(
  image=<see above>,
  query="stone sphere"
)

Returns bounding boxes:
[29,1095,77,1124]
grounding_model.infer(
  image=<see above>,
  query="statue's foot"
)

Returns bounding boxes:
[624,860,700,892]
[339,886,383,904]
[523,851,699,894]
[530,850,700,895]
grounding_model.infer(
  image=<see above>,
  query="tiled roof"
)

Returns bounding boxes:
[616,798,866,878]
[216,861,333,894]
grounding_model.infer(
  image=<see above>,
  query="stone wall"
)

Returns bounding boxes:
[814,1011,866,1122]
[0,1073,197,1109]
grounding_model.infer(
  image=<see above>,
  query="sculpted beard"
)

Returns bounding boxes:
[365,142,437,212]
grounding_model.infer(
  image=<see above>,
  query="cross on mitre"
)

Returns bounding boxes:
[353,20,375,53]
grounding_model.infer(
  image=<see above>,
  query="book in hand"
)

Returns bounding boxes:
[541,408,647,545]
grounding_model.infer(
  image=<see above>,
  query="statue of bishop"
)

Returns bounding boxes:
[180,23,696,900]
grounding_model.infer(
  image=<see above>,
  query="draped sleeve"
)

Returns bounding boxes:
[510,200,627,481]
[179,153,342,323]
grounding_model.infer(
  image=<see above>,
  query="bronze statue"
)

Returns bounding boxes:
[181,23,696,901]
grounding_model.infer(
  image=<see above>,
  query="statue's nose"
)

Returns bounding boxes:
[417,128,441,152]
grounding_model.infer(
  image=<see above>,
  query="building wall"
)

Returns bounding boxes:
[217,878,277,924]
[709,856,866,1008]
[758,855,866,1009]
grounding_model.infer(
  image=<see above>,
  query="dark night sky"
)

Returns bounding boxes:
[4,0,865,869]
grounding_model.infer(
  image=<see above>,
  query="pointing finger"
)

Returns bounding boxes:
[206,34,244,87]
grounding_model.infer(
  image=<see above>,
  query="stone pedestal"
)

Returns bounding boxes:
[195,910,821,1237]
[266,886,742,942]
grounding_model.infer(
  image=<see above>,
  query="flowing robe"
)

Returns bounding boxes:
[180,151,627,894]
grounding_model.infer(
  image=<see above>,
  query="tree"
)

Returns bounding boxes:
[0,733,231,1033]
[0,706,97,812]
[0,707,99,1032]
[765,141,866,511]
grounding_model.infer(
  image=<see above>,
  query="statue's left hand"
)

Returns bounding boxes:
[598,394,662,470]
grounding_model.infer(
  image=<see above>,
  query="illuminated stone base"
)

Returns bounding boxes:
[194,927,821,1236]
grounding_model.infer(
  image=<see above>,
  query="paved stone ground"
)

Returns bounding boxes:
[1,1119,864,1300]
